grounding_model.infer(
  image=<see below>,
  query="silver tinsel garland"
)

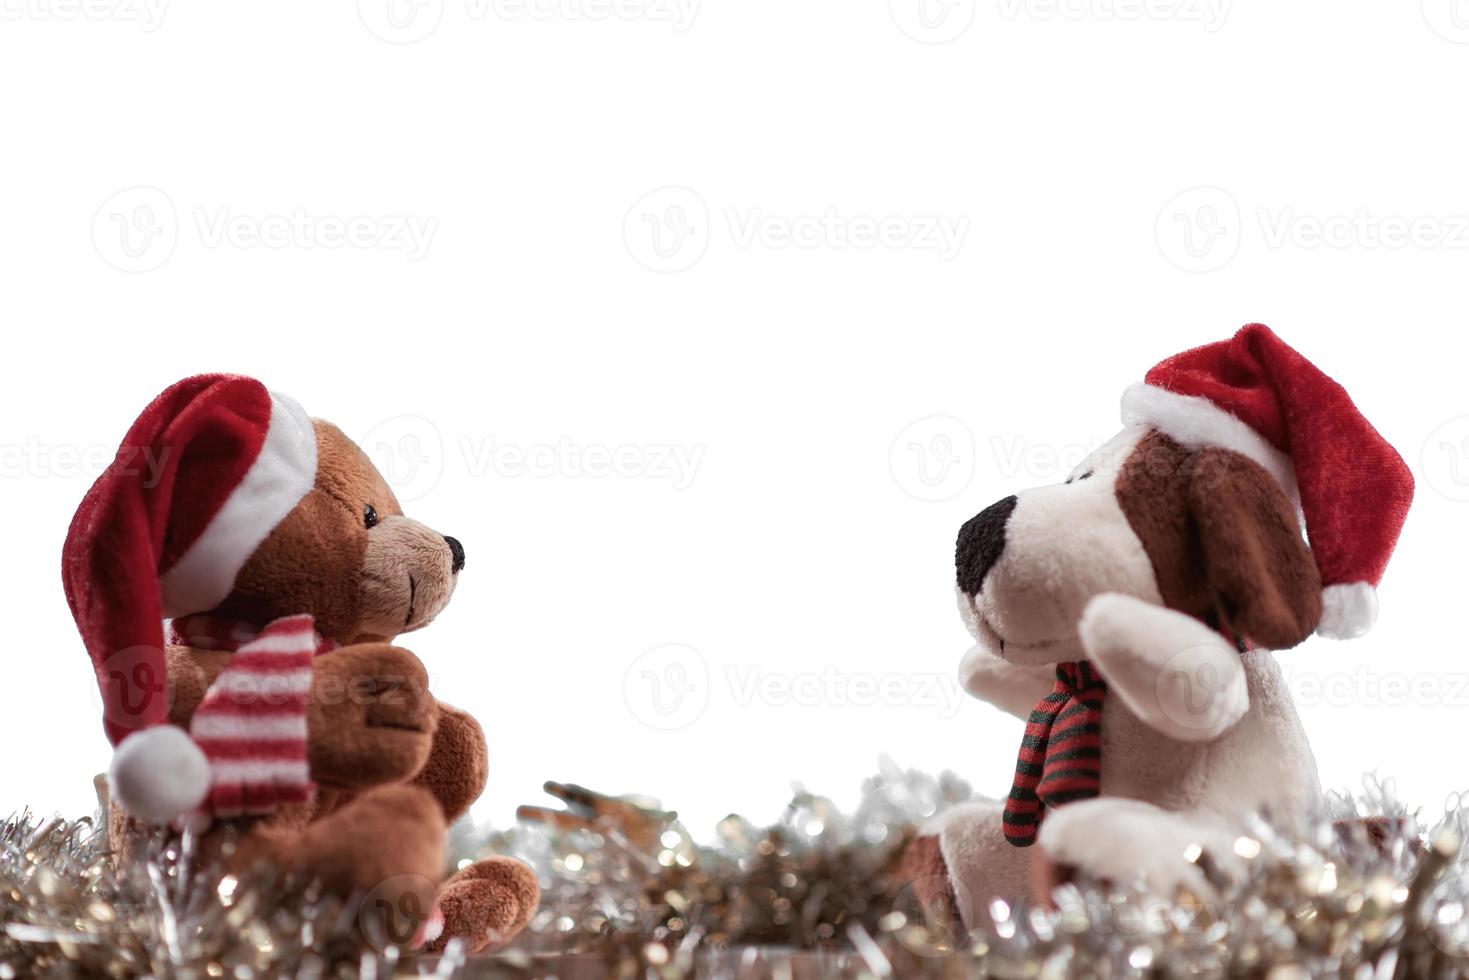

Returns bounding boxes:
[6,764,1469,978]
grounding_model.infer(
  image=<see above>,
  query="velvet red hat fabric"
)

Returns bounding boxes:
[1121,324,1413,639]
[62,375,317,747]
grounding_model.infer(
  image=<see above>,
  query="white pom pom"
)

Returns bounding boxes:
[108,725,210,825]
[1317,582,1378,640]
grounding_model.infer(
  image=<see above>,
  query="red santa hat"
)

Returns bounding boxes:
[62,374,317,822]
[1120,324,1413,641]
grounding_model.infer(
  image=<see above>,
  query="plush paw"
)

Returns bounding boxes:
[421,856,539,955]
[307,644,438,789]
[1036,798,1236,899]
[411,702,490,823]
[1079,593,1248,742]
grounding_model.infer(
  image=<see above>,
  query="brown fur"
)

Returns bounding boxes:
[899,835,964,936]
[108,418,535,951]
[412,703,491,823]
[1115,432,1322,647]
[422,857,540,955]
[1113,431,1210,618]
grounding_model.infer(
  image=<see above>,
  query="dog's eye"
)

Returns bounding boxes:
[1066,470,1095,485]
[364,504,378,529]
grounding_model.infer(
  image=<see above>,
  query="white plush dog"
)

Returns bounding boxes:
[906,326,1414,928]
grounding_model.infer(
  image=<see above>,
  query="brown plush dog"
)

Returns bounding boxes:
[66,376,536,954]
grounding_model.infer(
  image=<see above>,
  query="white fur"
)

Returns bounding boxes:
[1120,383,1299,506]
[967,428,1164,667]
[1037,799,1239,900]
[109,725,210,825]
[1079,594,1248,742]
[957,641,1055,720]
[944,420,1322,919]
[1317,581,1377,640]
[930,801,1029,926]
[160,390,318,616]
[938,651,1319,926]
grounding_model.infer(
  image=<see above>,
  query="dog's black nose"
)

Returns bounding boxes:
[444,535,465,574]
[955,495,1016,596]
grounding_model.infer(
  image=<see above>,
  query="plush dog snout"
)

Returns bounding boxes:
[956,495,1016,596]
[444,535,465,574]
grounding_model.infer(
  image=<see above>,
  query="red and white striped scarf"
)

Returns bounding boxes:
[170,614,338,818]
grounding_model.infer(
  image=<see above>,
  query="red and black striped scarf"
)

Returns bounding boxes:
[1002,661,1106,847]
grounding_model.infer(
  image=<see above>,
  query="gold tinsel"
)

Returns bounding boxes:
[6,764,1469,978]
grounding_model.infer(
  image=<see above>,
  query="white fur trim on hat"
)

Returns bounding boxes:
[1120,383,1300,506]
[1317,582,1378,640]
[158,391,317,617]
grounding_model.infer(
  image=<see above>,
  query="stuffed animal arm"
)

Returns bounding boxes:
[1079,594,1248,742]
[957,646,1055,719]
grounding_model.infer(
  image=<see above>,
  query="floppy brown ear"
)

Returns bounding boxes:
[1186,447,1322,649]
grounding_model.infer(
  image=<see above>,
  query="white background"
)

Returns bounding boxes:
[2,1,1468,836]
